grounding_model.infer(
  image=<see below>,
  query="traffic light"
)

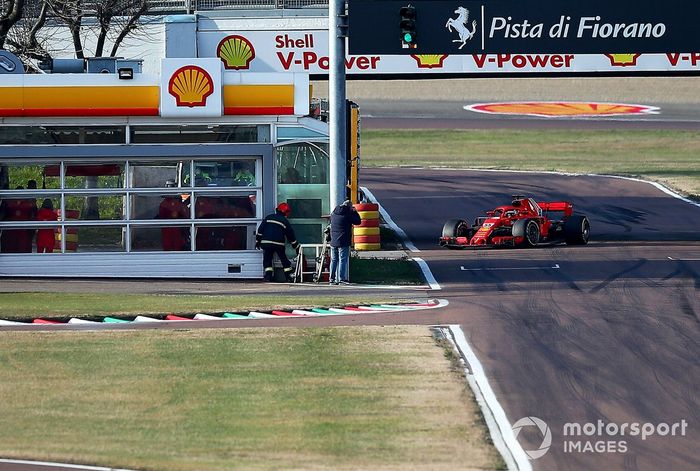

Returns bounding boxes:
[399,5,417,48]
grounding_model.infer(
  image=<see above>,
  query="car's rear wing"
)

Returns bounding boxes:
[537,201,574,217]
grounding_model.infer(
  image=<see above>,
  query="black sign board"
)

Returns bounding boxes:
[348,0,700,55]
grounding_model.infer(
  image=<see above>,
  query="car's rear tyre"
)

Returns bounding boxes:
[512,218,540,247]
[564,215,590,245]
[442,218,472,238]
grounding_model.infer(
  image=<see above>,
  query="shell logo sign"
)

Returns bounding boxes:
[605,54,642,66]
[217,35,256,70]
[168,65,214,107]
[411,54,448,69]
[161,58,222,118]
[465,102,659,118]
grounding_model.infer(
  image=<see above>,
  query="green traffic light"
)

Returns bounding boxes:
[403,32,414,43]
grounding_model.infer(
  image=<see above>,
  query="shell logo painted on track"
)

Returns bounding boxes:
[411,54,448,69]
[217,35,256,70]
[465,102,659,118]
[168,65,214,107]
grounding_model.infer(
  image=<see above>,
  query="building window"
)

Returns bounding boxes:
[0,126,126,145]
[130,125,270,144]
[0,157,262,253]
[276,142,328,185]
[276,142,329,245]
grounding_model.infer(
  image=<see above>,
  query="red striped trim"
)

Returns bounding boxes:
[353,235,381,244]
[0,109,22,117]
[165,314,193,321]
[33,318,62,324]
[358,219,380,228]
[224,106,295,115]
[271,310,304,317]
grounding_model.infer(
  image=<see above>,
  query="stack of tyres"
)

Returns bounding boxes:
[353,203,380,251]
[54,209,79,252]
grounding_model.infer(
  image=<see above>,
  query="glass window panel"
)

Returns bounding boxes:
[193,160,257,187]
[64,163,125,189]
[3,163,60,190]
[129,161,188,189]
[194,194,256,219]
[131,193,191,221]
[63,226,125,252]
[195,224,256,251]
[276,143,329,184]
[131,225,191,252]
[130,125,268,143]
[0,195,38,222]
[293,224,324,245]
[287,198,322,219]
[0,222,61,254]
[0,126,125,145]
[276,126,328,141]
[65,194,125,220]
[0,221,35,253]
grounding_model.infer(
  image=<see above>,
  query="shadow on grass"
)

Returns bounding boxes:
[350,257,424,285]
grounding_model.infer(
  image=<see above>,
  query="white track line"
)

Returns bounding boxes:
[0,458,133,470]
[461,264,560,272]
[361,186,441,291]
[413,257,441,290]
[441,325,532,471]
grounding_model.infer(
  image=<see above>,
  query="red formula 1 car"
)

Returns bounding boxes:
[439,195,590,249]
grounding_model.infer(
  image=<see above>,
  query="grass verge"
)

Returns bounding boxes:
[362,129,700,199]
[0,326,503,471]
[0,293,406,320]
[350,256,424,285]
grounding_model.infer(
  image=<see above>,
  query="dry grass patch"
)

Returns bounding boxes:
[0,326,503,471]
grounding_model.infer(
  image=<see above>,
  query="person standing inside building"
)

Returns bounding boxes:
[0,186,32,253]
[36,199,58,253]
[160,180,190,251]
[329,200,361,284]
[255,202,299,282]
[25,180,39,251]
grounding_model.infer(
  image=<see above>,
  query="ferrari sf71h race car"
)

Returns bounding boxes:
[439,195,590,249]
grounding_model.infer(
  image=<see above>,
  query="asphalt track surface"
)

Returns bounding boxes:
[362,168,700,471]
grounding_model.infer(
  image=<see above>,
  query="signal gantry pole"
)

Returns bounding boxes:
[329,0,348,209]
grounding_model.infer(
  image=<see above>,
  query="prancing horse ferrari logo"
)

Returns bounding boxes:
[445,7,477,49]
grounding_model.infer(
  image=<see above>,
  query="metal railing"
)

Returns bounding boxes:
[132,0,329,13]
[23,0,329,17]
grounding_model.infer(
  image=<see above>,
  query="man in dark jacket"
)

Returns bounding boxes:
[256,202,299,282]
[329,200,362,284]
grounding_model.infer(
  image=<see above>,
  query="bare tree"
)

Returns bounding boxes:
[4,0,152,64]
[3,0,51,68]
[1,0,25,50]
[45,0,150,58]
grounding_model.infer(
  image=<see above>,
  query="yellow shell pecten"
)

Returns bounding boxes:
[411,54,448,68]
[168,66,214,107]
[217,35,255,70]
